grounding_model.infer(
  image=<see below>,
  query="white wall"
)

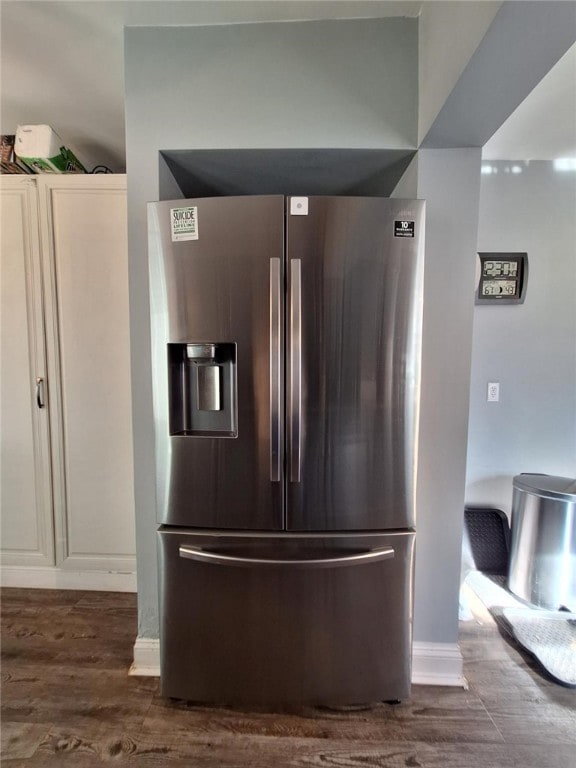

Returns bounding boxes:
[466,160,576,514]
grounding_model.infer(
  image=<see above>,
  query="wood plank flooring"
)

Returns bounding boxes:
[1,587,574,767]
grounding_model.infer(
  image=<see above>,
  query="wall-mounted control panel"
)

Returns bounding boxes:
[476,252,528,305]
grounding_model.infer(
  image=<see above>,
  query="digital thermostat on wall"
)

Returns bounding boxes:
[476,252,528,305]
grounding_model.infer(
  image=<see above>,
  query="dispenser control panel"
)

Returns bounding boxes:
[476,253,528,305]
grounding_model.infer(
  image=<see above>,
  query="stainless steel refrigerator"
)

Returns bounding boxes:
[148,195,425,705]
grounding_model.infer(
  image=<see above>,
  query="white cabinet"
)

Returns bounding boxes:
[1,178,53,567]
[1,175,136,590]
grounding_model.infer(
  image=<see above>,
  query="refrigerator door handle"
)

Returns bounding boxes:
[289,259,302,482]
[270,257,282,482]
[179,545,394,568]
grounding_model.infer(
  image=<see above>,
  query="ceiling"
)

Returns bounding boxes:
[1,1,574,172]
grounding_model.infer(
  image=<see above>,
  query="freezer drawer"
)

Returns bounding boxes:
[158,529,415,706]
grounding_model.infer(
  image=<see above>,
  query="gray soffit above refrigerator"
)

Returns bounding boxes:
[159,149,416,199]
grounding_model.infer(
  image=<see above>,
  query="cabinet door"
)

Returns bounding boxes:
[0,179,54,566]
[39,176,135,571]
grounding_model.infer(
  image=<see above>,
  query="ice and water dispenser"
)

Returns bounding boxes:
[168,343,237,437]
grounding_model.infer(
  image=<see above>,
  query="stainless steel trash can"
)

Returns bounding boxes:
[508,474,576,610]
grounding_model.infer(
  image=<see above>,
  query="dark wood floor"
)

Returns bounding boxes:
[1,587,574,767]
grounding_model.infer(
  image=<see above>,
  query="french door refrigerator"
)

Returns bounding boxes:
[148,195,425,705]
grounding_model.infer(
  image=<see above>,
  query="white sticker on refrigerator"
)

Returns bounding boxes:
[171,207,198,242]
[290,197,308,216]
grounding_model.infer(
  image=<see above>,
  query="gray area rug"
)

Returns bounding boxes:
[501,607,576,687]
[464,571,576,688]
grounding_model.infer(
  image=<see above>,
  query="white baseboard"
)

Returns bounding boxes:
[129,637,160,676]
[411,642,467,687]
[129,638,466,688]
[0,566,137,593]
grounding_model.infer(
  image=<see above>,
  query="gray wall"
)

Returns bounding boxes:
[466,161,576,513]
[125,18,418,638]
[392,148,483,643]
[418,1,501,143]
[126,20,417,153]
[391,154,418,200]
[414,149,482,643]
[421,2,576,150]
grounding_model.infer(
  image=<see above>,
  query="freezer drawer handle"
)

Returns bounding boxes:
[270,258,282,482]
[178,545,394,569]
[289,259,302,482]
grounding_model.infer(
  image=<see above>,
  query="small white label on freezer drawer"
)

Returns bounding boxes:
[171,206,198,241]
[290,197,308,216]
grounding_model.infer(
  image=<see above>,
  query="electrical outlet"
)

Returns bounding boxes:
[487,382,500,402]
